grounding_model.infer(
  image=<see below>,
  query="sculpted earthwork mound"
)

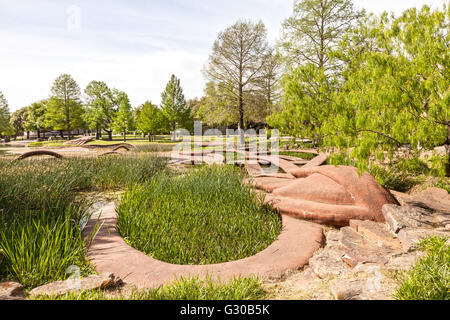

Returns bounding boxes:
[263,165,398,226]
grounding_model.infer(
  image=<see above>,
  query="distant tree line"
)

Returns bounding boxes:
[0,74,193,142]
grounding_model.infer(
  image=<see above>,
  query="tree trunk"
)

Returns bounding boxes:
[148,134,152,142]
[37,130,41,139]
[123,131,126,142]
[59,130,64,139]
[107,130,112,141]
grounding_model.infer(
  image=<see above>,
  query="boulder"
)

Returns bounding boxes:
[397,228,450,252]
[0,282,25,300]
[413,188,450,214]
[339,227,394,267]
[382,204,436,234]
[29,273,122,298]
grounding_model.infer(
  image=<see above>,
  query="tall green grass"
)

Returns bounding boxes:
[0,155,167,289]
[32,276,266,300]
[394,236,449,300]
[117,165,282,265]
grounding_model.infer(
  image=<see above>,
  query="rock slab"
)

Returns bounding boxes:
[29,273,121,298]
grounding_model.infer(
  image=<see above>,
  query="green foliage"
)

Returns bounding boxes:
[112,93,134,141]
[268,64,336,145]
[278,0,364,71]
[0,91,11,135]
[394,236,449,300]
[117,166,282,265]
[25,100,48,135]
[0,155,167,288]
[270,5,450,171]
[32,277,266,300]
[9,107,28,136]
[83,81,114,133]
[160,74,193,134]
[45,74,85,135]
[135,101,169,140]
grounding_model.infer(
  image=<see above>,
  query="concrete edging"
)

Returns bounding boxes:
[82,203,324,289]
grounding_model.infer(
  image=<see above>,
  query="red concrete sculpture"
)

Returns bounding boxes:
[262,165,398,226]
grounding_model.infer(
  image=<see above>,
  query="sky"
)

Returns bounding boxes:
[0,0,447,112]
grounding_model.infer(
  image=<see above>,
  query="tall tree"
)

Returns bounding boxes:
[326,5,450,173]
[136,101,168,141]
[269,0,364,144]
[112,93,134,142]
[204,20,270,134]
[0,91,10,136]
[46,74,84,139]
[84,81,114,140]
[160,74,192,140]
[279,0,364,72]
[26,100,48,139]
[10,107,29,139]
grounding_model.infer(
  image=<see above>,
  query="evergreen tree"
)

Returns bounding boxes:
[160,74,192,140]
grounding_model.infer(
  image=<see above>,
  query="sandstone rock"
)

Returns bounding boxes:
[339,227,394,267]
[349,220,402,250]
[0,282,25,300]
[265,166,397,226]
[385,253,421,271]
[382,204,434,233]
[330,280,364,300]
[309,249,349,279]
[413,188,450,213]
[29,273,122,298]
[301,153,328,169]
[397,228,450,252]
[433,145,449,156]
[250,176,294,193]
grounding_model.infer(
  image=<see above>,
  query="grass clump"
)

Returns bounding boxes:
[0,155,166,289]
[394,236,449,300]
[32,276,266,300]
[117,165,282,265]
